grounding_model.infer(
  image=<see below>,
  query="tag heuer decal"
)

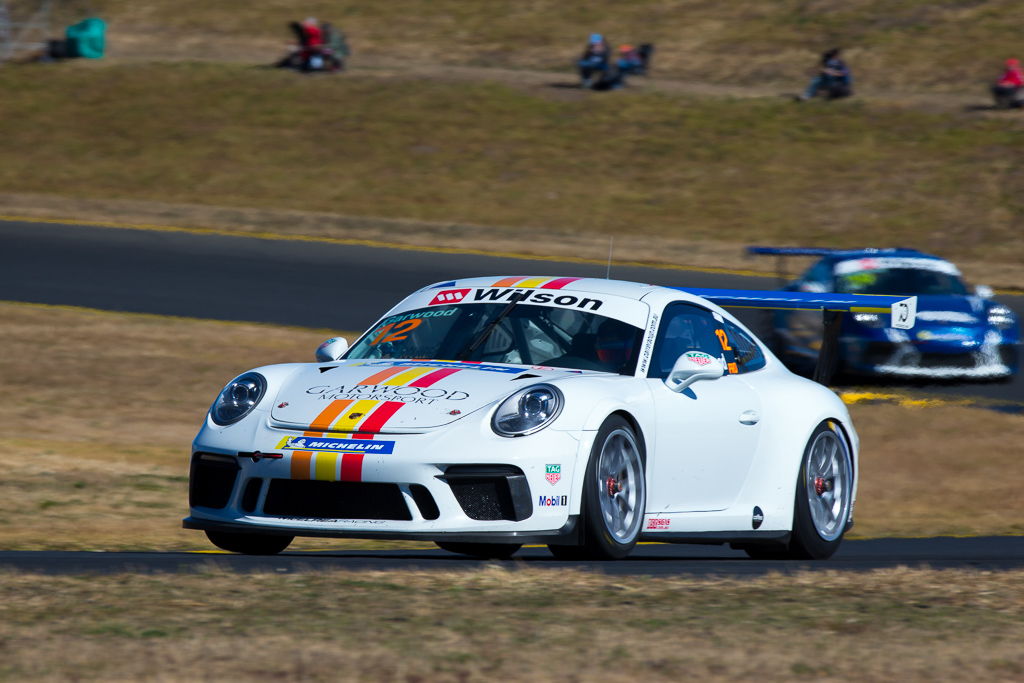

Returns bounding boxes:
[545,464,561,485]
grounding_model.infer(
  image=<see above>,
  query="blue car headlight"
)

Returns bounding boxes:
[852,313,885,329]
[211,372,267,426]
[491,384,564,437]
[988,305,1015,330]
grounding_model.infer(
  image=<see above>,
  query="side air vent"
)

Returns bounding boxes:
[441,465,532,521]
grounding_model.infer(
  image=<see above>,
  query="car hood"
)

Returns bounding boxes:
[269,359,587,432]
[911,295,985,327]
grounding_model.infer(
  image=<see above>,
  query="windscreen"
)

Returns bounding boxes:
[347,304,645,375]
[836,267,967,296]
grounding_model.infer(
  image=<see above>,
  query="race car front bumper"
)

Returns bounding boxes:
[841,335,1018,379]
[184,417,589,542]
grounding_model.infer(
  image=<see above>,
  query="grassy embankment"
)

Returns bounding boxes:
[2,62,1023,284]
[1,568,1023,680]
[72,0,1024,92]
[0,300,1021,552]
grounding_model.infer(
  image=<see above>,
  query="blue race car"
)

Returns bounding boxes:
[749,247,1020,381]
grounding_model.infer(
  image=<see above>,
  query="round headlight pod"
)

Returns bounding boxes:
[211,372,267,426]
[491,383,564,437]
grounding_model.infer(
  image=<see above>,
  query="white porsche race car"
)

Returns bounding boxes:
[184,276,917,560]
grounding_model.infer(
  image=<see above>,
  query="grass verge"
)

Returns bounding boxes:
[1,567,1022,680]
[2,62,1023,285]
[1,300,1022,551]
[31,0,1024,91]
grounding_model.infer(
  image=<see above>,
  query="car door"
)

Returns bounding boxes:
[646,303,763,513]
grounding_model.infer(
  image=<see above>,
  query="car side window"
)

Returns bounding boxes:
[721,319,766,373]
[649,303,727,380]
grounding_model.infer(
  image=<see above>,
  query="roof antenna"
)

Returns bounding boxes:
[606,236,614,279]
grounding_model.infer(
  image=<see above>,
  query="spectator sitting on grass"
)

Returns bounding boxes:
[991,58,1023,109]
[798,48,852,101]
[578,33,610,88]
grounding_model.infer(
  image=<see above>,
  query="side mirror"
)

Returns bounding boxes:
[664,351,726,393]
[315,337,349,362]
[975,284,994,300]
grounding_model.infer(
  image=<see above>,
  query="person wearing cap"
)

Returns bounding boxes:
[992,58,1024,109]
[578,33,610,88]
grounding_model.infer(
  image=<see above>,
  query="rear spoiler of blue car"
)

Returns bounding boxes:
[746,245,917,283]
[747,246,843,257]
[674,287,919,385]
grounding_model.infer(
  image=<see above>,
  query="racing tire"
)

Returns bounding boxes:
[548,415,646,561]
[434,542,522,559]
[744,420,852,560]
[205,530,293,555]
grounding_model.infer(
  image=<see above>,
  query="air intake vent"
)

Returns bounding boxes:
[189,453,239,509]
[442,465,532,521]
[263,480,412,520]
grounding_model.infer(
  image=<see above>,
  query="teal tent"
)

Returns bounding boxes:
[65,17,106,59]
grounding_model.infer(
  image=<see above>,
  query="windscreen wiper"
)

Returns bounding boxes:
[454,293,526,360]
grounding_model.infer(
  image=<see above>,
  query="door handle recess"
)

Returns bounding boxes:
[738,410,760,425]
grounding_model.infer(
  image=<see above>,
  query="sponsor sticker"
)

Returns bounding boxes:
[545,464,561,486]
[472,288,603,311]
[752,506,764,530]
[306,384,469,404]
[538,495,568,507]
[278,436,396,454]
[429,289,471,305]
[645,518,670,530]
[684,350,715,366]
[639,312,659,375]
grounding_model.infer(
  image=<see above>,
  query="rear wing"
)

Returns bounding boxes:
[746,247,842,257]
[746,245,914,284]
[674,287,918,384]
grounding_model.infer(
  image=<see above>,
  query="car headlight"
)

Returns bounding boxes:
[491,384,563,437]
[852,313,885,328]
[210,372,267,426]
[988,305,1015,330]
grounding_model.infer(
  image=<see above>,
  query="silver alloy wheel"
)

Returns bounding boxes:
[596,427,644,542]
[805,429,852,541]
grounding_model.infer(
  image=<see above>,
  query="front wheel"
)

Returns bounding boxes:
[435,542,521,559]
[548,415,646,560]
[205,530,293,555]
[745,420,853,560]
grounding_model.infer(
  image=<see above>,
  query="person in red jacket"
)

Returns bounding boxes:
[992,58,1023,108]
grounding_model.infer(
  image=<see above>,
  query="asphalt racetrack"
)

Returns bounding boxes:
[1,217,1022,574]
[2,217,1022,405]
[1,536,1021,576]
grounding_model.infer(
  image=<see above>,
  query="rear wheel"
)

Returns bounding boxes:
[205,530,293,555]
[548,415,645,560]
[744,420,853,560]
[435,542,521,559]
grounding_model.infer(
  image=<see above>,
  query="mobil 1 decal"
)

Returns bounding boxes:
[429,288,603,311]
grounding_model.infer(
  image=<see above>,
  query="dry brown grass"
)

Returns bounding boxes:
[2,62,1023,286]
[1,567,1022,680]
[1,300,1022,551]
[29,0,1024,92]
